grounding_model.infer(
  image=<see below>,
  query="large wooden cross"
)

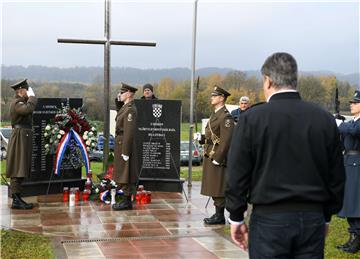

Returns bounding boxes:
[58,0,156,171]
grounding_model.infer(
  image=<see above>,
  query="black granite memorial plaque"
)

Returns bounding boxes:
[21,98,85,196]
[135,100,183,192]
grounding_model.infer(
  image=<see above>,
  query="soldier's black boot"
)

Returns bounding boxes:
[336,233,356,250]
[112,196,133,210]
[11,193,33,210]
[343,234,360,254]
[204,207,225,225]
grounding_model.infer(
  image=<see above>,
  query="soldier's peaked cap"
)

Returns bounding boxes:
[350,90,360,103]
[120,82,137,93]
[211,85,230,97]
[10,79,29,90]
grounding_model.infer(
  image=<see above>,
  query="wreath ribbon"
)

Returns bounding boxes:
[54,128,90,176]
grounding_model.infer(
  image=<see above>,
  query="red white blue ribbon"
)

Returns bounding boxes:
[100,190,111,204]
[54,128,91,176]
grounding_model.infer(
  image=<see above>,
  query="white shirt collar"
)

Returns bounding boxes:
[267,89,298,102]
[354,116,360,122]
[215,105,225,113]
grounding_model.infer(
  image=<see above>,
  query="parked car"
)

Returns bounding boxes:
[0,128,12,160]
[89,149,103,162]
[180,141,203,166]
[96,133,115,151]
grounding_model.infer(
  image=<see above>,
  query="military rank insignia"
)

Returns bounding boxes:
[225,119,231,128]
[127,113,133,122]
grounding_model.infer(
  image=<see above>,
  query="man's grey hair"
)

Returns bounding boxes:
[239,96,249,103]
[261,52,298,89]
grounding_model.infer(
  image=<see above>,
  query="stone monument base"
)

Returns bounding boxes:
[8,179,86,197]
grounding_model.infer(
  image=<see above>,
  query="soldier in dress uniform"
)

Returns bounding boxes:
[112,83,139,210]
[6,79,37,209]
[199,85,234,224]
[336,90,360,254]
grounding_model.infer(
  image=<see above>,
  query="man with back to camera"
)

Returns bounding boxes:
[199,85,234,225]
[336,91,360,254]
[112,83,139,210]
[141,83,158,100]
[6,79,37,209]
[230,96,249,123]
[225,52,345,258]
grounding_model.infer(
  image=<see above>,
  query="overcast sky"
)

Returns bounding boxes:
[1,0,359,74]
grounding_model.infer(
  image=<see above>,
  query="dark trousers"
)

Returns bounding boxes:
[348,218,360,235]
[249,211,325,259]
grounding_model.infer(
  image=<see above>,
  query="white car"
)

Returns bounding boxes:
[0,128,12,160]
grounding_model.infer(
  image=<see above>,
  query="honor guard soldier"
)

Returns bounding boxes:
[6,79,37,209]
[198,85,234,224]
[112,83,139,210]
[337,90,360,254]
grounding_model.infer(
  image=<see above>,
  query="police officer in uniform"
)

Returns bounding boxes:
[6,79,37,209]
[337,90,360,254]
[200,86,234,224]
[112,83,139,210]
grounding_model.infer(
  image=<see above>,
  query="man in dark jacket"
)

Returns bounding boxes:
[6,79,37,209]
[336,91,360,254]
[226,52,345,258]
[112,83,138,210]
[140,83,158,100]
[230,96,249,123]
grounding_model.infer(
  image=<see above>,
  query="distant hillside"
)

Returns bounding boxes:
[1,65,358,87]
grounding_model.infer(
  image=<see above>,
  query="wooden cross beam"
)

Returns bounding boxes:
[58,0,156,172]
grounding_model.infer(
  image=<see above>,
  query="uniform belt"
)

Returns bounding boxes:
[12,124,32,129]
[345,150,360,155]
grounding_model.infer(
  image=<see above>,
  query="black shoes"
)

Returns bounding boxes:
[204,207,225,225]
[11,193,33,210]
[337,233,360,254]
[112,196,133,211]
[337,233,356,250]
[343,234,360,254]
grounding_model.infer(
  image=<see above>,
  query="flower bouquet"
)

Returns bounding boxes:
[43,105,97,174]
[90,178,124,204]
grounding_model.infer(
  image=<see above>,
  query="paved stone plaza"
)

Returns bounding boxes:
[1,182,248,259]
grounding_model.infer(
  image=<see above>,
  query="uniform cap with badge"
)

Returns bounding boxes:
[120,82,138,94]
[349,90,360,103]
[10,79,29,90]
[211,85,231,98]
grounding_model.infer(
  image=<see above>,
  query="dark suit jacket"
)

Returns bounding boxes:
[226,91,345,222]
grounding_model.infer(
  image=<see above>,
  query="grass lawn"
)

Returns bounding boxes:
[1,229,55,259]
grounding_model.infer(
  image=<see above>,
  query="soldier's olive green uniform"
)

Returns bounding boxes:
[201,106,234,207]
[113,100,138,196]
[6,95,37,194]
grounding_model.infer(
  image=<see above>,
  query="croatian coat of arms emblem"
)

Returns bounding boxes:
[152,104,163,118]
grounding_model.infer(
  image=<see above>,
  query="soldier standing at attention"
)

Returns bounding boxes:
[199,86,234,225]
[6,79,37,209]
[336,90,360,254]
[112,83,139,211]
